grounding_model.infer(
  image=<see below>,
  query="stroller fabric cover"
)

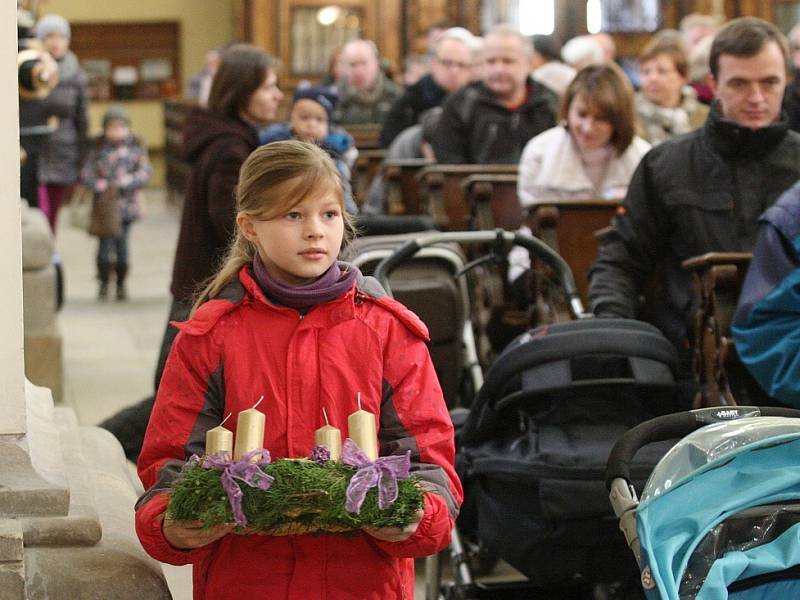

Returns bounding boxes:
[635,417,800,599]
[458,318,684,587]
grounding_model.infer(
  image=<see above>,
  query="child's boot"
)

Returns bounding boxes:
[116,263,129,301]
[97,262,111,300]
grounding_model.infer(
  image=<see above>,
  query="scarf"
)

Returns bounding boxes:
[636,89,695,146]
[252,254,358,312]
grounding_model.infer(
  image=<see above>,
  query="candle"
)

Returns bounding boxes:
[314,408,342,461]
[348,392,378,461]
[205,413,233,457]
[233,396,266,461]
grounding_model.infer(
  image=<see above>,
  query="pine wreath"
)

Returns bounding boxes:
[167,443,425,535]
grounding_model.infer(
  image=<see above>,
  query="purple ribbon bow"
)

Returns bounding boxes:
[202,449,274,527]
[341,438,411,514]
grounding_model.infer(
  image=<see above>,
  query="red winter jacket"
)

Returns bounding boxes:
[135,266,462,600]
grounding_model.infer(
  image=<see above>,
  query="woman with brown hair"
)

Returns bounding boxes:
[510,63,650,285]
[636,33,709,145]
[99,44,283,462]
[517,62,650,207]
[165,43,284,383]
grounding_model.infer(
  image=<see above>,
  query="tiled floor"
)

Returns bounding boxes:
[55,188,446,599]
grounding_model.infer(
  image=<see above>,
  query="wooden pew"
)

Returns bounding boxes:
[382,158,434,215]
[352,148,386,205]
[682,252,752,407]
[344,124,383,207]
[417,164,518,230]
[345,124,382,149]
[461,173,522,230]
[528,199,622,304]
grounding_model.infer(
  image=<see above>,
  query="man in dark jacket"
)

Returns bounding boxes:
[589,17,800,366]
[430,25,558,164]
[380,29,475,148]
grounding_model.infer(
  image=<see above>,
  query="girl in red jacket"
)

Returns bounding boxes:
[135,140,462,600]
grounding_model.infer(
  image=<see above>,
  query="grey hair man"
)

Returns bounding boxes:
[430,24,558,164]
[380,28,475,147]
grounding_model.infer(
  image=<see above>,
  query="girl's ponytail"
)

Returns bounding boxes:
[191,232,255,315]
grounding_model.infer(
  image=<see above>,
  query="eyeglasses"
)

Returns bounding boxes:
[435,57,472,70]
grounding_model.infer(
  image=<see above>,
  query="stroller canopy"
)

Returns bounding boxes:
[636,417,800,599]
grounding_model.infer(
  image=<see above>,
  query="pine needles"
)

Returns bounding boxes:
[167,458,424,535]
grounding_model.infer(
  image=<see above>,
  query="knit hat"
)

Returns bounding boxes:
[292,85,338,121]
[102,106,131,128]
[34,14,71,41]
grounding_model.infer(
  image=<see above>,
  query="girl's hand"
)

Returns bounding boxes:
[162,516,236,550]
[363,509,425,542]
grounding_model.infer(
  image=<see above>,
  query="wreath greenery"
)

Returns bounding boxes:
[167,457,425,536]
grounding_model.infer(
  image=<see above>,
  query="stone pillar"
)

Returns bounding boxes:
[0,0,26,439]
[2,9,169,600]
[0,7,69,600]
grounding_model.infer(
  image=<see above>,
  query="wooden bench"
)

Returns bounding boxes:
[344,125,383,207]
[352,148,386,205]
[528,199,622,304]
[682,252,752,407]
[461,173,522,231]
[345,124,381,149]
[417,164,518,230]
[382,158,434,215]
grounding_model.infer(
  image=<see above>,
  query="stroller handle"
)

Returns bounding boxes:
[372,229,586,318]
[605,406,800,490]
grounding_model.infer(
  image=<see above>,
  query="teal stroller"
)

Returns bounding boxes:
[606,406,800,599]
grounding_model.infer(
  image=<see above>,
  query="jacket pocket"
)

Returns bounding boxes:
[661,190,734,257]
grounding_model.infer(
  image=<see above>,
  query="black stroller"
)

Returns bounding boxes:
[373,229,688,599]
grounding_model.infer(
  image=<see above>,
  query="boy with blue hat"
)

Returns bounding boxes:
[260,85,358,214]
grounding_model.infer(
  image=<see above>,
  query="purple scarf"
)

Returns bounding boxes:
[252,254,358,312]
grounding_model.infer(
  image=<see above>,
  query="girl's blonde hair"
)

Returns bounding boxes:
[192,140,355,313]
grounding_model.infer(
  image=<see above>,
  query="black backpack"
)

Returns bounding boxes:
[457,317,686,588]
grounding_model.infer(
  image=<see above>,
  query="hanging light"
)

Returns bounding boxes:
[317,6,341,26]
[586,0,602,34]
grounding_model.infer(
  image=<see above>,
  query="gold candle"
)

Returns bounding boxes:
[205,413,233,456]
[314,408,342,461]
[348,392,378,461]
[233,396,266,461]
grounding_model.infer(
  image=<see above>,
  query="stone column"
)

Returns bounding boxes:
[0,0,26,439]
[1,8,73,598]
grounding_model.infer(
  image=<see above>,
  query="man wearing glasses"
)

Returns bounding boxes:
[430,25,558,164]
[380,29,477,148]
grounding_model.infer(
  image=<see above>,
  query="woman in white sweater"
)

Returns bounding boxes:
[510,63,650,286]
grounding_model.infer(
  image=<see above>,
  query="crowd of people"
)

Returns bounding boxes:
[23,9,800,599]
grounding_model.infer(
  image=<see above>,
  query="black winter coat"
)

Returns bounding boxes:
[589,102,800,357]
[379,74,447,148]
[430,78,558,164]
[170,107,258,304]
